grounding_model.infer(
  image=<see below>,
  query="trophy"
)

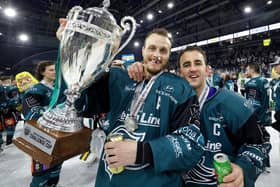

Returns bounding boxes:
[14,0,136,167]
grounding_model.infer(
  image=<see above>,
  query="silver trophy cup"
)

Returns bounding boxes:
[38,1,136,132]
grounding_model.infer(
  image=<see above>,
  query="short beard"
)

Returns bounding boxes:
[146,67,160,76]
[146,63,168,76]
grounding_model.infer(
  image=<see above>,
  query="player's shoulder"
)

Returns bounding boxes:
[160,72,195,99]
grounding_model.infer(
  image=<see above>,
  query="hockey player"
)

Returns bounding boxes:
[56,15,205,185]
[178,46,270,187]
[222,73,234,91]
[22,61,62,187]
[245,64,271,127]
[90,28,204,187]
[270,57,280,132]
[0,76,20,151]
[0,107,19,148]
[127,46,271,187]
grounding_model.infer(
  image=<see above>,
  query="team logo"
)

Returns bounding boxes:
[184,156,217,185]
[163,85,174,93]
[103,125,147,179]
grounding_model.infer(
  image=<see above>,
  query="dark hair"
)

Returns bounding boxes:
[35,60,55,81]
[247,64,260,74]
[224,74,231,81]
[177,46,207,68]
[144,28,172,47]
[0,75,12,81]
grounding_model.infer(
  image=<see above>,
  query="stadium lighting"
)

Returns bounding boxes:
[244,6,252,14]
[167,2,174,9]
[147,13,154,20]
[4,7,17,17]
[134,41,140,47]
[18,33,29,42]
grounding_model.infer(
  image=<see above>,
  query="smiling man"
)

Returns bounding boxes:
[120,45,272,186]
[178,46,270,187]
[55,17,206,186]
[92,28,205,187]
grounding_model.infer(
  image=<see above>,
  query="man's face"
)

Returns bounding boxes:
[179,50,209,91]
[207,65,212,78]
[2,79,11,86]
[274,64,280,75]
[245,66,252,78]
[142,33,171,75]
[42,64,56,81]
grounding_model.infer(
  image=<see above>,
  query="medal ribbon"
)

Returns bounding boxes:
[198,85,209,111]
[129,71,164,118]
[48,46,62,110]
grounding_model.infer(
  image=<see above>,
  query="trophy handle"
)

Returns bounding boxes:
[117,16,137,55]
[108,16,136,65]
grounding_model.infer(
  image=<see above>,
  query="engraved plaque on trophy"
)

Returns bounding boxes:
[14,120,92,167]
[14,0,136,167]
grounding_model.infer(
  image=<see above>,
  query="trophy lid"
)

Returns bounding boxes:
[86,7,119,33]
[67,5,120,33]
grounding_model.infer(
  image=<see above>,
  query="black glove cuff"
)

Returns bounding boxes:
[135,142,154,165]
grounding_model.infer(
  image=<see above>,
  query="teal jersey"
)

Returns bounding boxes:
[184,88,270,187]
[212,73,222,89]
[271,78,280,111]
[22,82,54,120]
[95,67,205,187]
[244,76,271,125]
[223,80,234,91]
[270,78,277,88]
[0,85,19,110]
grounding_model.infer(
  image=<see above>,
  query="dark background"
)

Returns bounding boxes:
[0,0,279,75]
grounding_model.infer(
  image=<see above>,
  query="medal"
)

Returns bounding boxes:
[124,116,138,132]
[125,71,163,132]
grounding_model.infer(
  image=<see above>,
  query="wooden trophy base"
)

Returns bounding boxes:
[13,120,92,167]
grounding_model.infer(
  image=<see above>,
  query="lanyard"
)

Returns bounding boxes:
[198,85,209,111]
[129,71,163,117]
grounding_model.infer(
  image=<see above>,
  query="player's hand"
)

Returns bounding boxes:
[105,139,137,167]
[219,163,244,187]
[127,62,145,82]
[56,18,67,40]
